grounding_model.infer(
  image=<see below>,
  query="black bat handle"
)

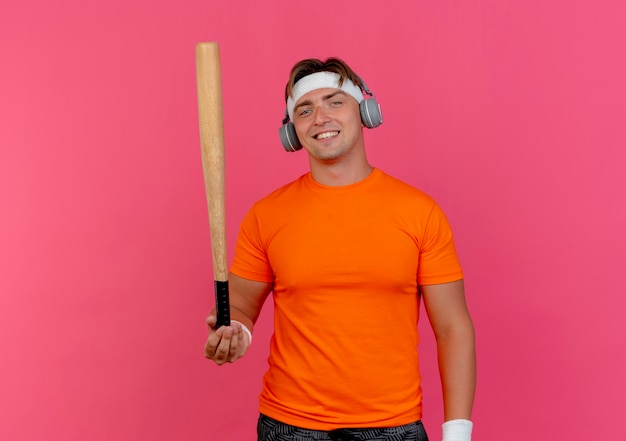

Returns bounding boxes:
[214,280,230,328]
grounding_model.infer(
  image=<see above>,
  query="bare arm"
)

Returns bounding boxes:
[204,272,273,365]
[422,279,476,421]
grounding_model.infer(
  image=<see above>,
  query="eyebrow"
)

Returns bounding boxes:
[294,91,348,114]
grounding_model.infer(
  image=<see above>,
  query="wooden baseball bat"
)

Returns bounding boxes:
[195,42,230,327]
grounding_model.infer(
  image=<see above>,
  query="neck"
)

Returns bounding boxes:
[309,155,374,186]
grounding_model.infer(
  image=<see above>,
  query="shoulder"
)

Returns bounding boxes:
[247,173,310,213]
[374,169,436,205]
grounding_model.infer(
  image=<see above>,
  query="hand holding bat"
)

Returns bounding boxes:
[204,314,248,365]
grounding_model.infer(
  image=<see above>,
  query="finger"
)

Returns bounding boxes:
[235,323,248,358]
[227,323,242,361]
[204,326,226,359]
[212,326,234,363]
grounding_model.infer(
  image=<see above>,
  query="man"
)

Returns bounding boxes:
[204,57,476,441]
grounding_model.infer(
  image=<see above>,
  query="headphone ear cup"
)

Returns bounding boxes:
[279,121,302,152]
[360,98,383,128]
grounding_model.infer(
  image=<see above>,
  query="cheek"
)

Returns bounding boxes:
[293,121,308,138]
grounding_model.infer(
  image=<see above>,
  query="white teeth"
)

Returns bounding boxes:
[316,131,339,140]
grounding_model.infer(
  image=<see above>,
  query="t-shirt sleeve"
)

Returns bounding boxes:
[417,201,464,285]
[230,205,275,283]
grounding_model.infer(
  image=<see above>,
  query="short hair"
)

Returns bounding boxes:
[284,58,364,103]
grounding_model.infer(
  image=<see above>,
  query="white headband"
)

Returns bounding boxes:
[286,71,363,120]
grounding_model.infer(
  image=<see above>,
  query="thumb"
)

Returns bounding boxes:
[206,314,218,330]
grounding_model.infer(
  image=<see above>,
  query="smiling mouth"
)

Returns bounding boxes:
[315,131,339,140]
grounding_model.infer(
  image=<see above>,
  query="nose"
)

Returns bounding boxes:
[313,105,331,125]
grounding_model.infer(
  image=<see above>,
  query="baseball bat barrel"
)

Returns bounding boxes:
[195,41,230,327]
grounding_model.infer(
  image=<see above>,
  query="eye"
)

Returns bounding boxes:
[330,100,342,107]
[298,108,312,117]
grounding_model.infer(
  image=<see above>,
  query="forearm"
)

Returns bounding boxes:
[436,325,476,421]
[229,304,255,330]
[225,272,273,332]
[207,296,264,332]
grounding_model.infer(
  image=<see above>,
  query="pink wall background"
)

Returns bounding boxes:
[1,0,624,439]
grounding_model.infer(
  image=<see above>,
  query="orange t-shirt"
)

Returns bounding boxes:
[231,168,463,430]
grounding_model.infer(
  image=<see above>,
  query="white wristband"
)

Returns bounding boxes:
[442,419,473,441]
[231,320,252,344]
